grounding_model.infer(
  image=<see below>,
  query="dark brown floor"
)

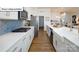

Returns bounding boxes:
[29,28,55,52]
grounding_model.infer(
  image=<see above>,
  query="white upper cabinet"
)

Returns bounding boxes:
[0,11,18,20]
[0,11,28,20]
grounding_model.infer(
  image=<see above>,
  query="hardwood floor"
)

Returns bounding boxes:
[29,28,55,52]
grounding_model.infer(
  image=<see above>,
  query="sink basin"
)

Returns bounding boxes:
[12,28,31,32]
[60,27,78,35]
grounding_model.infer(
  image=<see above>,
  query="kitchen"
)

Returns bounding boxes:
[0,7,79,52]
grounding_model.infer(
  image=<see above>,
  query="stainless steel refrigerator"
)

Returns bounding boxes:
[30,15,38,37]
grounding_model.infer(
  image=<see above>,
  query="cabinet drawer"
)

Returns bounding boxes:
[22,35,31,51]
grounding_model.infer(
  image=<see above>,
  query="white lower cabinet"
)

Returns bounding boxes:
[64,37,79,52]
[7,27,34,52]
[7,39,23,52]
[22,35,31,52]
[22,28,34,52]
[53,32,67,52]
[25,35,31,51]
[53,31,79,52]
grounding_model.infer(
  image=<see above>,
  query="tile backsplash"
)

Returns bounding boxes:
[0,20,23,35]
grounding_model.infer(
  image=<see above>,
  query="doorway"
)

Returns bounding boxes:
[39,16,44,30]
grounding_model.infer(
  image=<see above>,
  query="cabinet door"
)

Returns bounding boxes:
[56,37,67,52]
[30,27,34,41]
[64,37,79,52]
[26,35,31,51]
[53,32,62,52]
[22,35,31,52]
[53,31,67,52]
[22,37,27,52]
[7,12,18,20]
[0,12,18,20]
[53,31,61,51]
[7,39,23,52]
[0,12,6,19]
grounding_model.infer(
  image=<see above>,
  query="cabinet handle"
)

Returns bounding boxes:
[12,47,18,52]
[56,40,57,46]
[18,48,22,52]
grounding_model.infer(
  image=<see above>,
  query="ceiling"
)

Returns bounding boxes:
[31,7,79,14]
[51,7,79,13]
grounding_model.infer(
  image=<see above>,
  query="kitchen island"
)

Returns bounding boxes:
[47,25,79,52]
[0,26,34,52]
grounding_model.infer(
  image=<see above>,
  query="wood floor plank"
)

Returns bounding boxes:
[29,28,55,52]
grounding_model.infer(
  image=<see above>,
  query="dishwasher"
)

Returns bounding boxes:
[49,28,53,46]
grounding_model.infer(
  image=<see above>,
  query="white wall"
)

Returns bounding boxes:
[24,7,61,31]
[71,12,79,17]
[61,12,75,26]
